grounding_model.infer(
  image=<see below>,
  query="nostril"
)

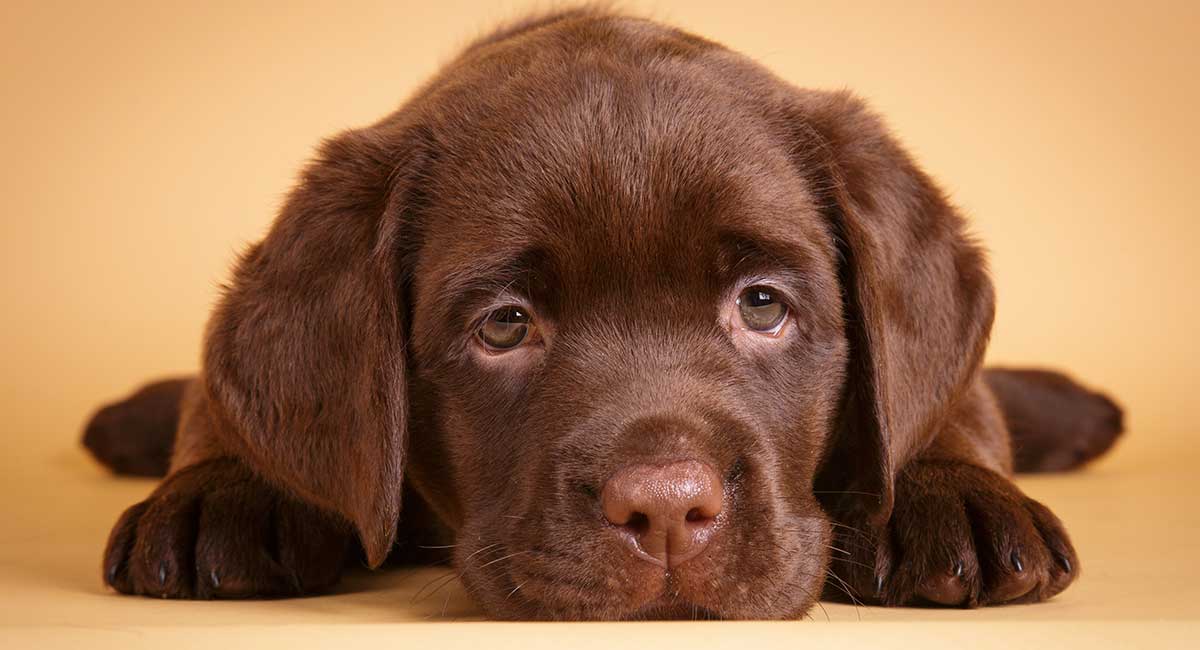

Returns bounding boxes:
[625,511,650,535]
[601,459,725,568]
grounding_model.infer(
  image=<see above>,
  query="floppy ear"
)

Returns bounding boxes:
[794,91,996,530]
[202,123,425,568]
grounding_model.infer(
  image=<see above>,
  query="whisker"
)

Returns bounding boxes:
[460,542,504,565]
[412,542,507,604]
[813,490,882,498]
[827,544,851,556]
[767,541,829,622]
[412,571,462,604]
[766,530,856,560]
[830,555,876,572]
[807,588,830,622]
[504,581,526,602]
[826,521,871,536]
[476,550,530,570]
[825,567,864,618]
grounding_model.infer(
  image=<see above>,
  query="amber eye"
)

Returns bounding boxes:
[477,306,533,350]
[736,286,788,333]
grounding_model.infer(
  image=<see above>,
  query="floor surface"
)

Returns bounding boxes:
[2,430,1196,648]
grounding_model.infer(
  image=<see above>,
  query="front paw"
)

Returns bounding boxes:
[103,458,350,598]
[832,461,1078,607]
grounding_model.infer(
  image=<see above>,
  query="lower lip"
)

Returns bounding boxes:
[628,596,721,621]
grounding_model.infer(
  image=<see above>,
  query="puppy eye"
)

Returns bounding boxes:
[477,306,533,350]
[736,286,788,333]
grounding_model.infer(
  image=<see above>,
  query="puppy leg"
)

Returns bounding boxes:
[103,457,351,599]
[984,367,1124,472]
[830,378,1078,607]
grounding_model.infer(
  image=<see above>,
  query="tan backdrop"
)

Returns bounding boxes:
[1,0,1197,645]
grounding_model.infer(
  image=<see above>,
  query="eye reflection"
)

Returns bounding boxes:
[478,306,533,350]
[736,286,788,333]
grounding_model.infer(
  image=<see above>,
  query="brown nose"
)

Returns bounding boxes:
[600,459,723,568]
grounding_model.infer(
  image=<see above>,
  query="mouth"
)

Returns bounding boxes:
[627,595,723,621]
[615,568,722,620]
[457,447,830,620]
[468,517,829,621]
[500,563,729,621]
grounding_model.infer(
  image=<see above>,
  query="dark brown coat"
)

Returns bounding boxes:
[84,8,1123,620]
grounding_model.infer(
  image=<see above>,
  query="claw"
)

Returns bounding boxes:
[157,563,167,586]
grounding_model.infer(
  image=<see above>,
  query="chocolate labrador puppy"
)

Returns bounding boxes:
[83,8,1124,620]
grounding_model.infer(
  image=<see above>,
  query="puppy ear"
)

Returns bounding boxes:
[202,124,425,567]
[794,91,996,529]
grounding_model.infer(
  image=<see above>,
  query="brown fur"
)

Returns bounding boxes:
[984,368,1124,472]
[85,8,1124,619]
[84,378,186,477]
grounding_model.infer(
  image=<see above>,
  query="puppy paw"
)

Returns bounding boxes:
[103,458,350,598]
[831,461,1077,607]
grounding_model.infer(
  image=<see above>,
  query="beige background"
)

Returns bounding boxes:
[1,0,1198,647]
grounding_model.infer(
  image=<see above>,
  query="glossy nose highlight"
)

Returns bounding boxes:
[600,459,723,568]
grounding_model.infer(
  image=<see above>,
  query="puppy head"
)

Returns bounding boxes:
[202,14,993,620]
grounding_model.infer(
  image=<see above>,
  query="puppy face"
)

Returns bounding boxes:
[401,81,849,618]
[202,11,994,621]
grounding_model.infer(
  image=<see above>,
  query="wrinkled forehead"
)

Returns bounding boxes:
[414,78,831,319]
